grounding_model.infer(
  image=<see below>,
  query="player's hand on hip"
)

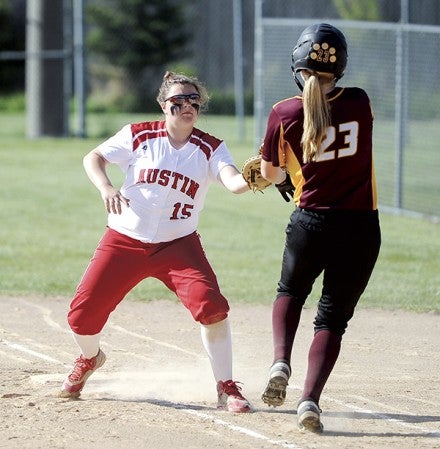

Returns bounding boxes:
[100,185,130,214]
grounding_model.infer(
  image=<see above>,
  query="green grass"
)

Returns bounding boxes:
[0,113,439,312]
[373,119,440,215]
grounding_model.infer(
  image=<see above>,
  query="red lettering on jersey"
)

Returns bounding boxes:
[186,180,200,199]
[137,167,199,199]
[171,172,184,189]
[136,168,160,184]
[180,176,190,193]
[137,168,146,183]
[146,168,159,183]
[158,170,171,186]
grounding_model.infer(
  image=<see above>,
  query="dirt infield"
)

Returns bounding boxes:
[0,295,439,449]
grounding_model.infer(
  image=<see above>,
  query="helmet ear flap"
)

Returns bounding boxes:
[291,65,304,92]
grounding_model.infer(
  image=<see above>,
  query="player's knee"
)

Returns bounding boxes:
[67,308,105,335]
[314,319,347,335]
[314,308,352,335]
[199,311,228,325]
[186,289,230,325]
[275,291,307,307]
[314,294,358,334]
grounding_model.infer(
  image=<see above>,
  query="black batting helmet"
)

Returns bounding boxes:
[291,23,348,90]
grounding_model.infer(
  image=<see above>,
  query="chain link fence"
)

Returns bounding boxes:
[254,3,440,219]
[1,0,439,218]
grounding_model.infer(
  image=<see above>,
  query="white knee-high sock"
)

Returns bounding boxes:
[71,332,101,359]
[200,318,233,382]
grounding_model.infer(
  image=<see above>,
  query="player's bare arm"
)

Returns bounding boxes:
[218,164,250,194]
[261,159,286,184]
[83,148,130,214]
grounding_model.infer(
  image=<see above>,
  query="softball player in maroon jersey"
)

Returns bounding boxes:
[260,24,381,432]
[58,71,252,413]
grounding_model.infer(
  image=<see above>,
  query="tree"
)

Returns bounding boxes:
[86,0,190,111]
[333,0,380,21]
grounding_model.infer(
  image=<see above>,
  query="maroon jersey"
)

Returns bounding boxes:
[261,87,378,210]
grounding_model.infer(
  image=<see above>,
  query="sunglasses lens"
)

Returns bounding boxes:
[168,96,184,105]
[167,94,201,105]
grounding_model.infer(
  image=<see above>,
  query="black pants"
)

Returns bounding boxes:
[277,208,381,335]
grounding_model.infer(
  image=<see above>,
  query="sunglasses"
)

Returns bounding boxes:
[165,93,201,105]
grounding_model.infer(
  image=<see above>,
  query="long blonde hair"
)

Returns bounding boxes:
[300,72,334,163]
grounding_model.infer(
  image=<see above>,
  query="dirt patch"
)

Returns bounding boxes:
[0,296,438,449]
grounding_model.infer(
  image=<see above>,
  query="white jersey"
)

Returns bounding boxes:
[97,120,235,243]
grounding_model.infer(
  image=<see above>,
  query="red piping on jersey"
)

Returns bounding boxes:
[130,121,223,161]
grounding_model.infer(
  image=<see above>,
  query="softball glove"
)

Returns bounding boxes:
[241,155,272,193]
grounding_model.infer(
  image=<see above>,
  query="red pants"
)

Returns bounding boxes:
[68,228,229,334]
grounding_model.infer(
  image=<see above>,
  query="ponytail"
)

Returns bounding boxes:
[300,73,332,163]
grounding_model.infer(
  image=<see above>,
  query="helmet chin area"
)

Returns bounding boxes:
[291,66,336,93]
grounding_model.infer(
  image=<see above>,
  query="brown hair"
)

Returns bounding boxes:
[156,71,209,111]
[300,72,333,163]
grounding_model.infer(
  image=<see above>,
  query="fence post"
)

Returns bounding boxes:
[25,0,42,139]
[233,0,246,141]
[253,0,264,149]
[73,0,87,138]
[394,0,409,208]
[25,0,65,138]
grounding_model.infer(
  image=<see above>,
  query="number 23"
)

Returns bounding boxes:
[317,121,359,161]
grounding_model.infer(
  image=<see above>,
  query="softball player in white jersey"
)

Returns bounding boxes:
[59,71,252,412]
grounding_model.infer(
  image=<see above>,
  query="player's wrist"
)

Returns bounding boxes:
[96,182,114,191]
